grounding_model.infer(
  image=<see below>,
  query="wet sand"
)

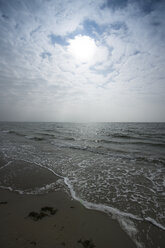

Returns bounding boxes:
[0,188,136,248]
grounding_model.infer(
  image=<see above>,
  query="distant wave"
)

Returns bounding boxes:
[62,136,75,141]
[36,132,55,138]
[45,129,54,132]
[25,136,45,141]
[96,138,165,147]
[52,141,106,155]
[107,133,134,139]
[135,156,165,165]
[129,141,165,147]
[8,130,26,137]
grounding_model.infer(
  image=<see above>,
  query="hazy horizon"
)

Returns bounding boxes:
[0,120,164,124]
[0,0,165,122]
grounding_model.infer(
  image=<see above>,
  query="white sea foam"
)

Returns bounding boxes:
[118,218,144,248]
[64,177,142,220]
[31,161,64,179]
[145,217,165,231]
[0,185,24,194]
[0,180,63,195]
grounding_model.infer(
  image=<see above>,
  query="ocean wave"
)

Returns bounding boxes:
[135,156,165,165]
[107,133,134,139]
[95,138,165,147]
[25,136,45,141]
[7,130,26,137]
[51,141,104,154]
[62,144,106,155]
[0,130,10,133]
[52,140,163,157]
[130,141,165,147]
[62,136,76,141]
[36,132,55,138]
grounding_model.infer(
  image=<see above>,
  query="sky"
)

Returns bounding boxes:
[0,0,165,122]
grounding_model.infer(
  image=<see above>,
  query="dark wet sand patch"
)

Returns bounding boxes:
[30,241,37,246]
[28,206,58,221]
[0,159,59,191]
[78,239,95,248]
[41,206,58,215]
[0,201,8,204]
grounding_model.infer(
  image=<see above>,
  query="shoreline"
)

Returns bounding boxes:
[0,188,136,248]
[0,157,165,247]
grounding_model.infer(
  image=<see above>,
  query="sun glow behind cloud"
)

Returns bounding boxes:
[68,35,97,63]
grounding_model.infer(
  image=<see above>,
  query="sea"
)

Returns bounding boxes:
[0,122,164,247]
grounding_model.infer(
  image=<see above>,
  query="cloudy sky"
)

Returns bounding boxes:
[0,0,165,122]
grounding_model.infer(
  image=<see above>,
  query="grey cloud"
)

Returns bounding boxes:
[30,25,42,36]
[102,0,164,13]
[40,52,52,59]
[135,0,165,14]
[1,13,9,19]
[101,0,128,10]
